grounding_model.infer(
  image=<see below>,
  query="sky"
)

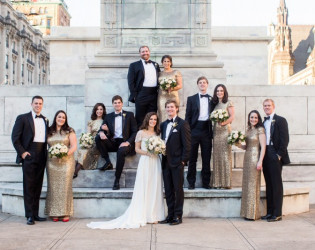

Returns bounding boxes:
[65,0,315,27]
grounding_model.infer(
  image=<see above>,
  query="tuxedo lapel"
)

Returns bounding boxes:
[166,117,179,144]
[208,96,212,116]
[139,60,145,79]
[27,112,35,138]
[110,113,115,135]
[195,94,200,114]
[162,121,168,140]
[122,111,126,137]
[270,114,276,139]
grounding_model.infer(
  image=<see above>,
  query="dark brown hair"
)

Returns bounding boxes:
[197,76,209,85]
[139,112,160,135]
[91,103,106,120]
[247,110,264,129]
[48,110,74,136]
[161,55,173,67]
[112,95,123,103]
[212,84,229,105]
[32,95,43,103]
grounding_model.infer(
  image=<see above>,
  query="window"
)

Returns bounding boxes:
[39,7,44,14]
[41,19,45,26]
[39,74,41,85]
[47,19,51,28]
[5,55,9,69]
[5,75,9,85]
[12,41,15,50]
[45,7,48,14]
[21,64,24,77]
[6,36,9,48]
[30,7,36,14]
[13,61,16,75]
[22,46,24,58]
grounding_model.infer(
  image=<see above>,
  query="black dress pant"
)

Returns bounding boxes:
[187,121,212,186]
[135,87,158,127]
[95,136,131,180]
[263,146,283,217]
[22,142,46,218]
[163,164,184,219]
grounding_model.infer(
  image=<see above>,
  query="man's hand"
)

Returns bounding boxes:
[101,124,109,132]
[119,142,130,148]
[22,152,31,159]
[99,132,107,140]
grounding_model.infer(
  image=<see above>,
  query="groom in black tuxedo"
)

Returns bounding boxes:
[95,95,137,190]
[262,99,290,222]
[128,45,160,127]
[185,76,214,189]
[160,100,191,225]
[11,96,48,225]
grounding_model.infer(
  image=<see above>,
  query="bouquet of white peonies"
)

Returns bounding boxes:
[145,136,166,155]
[79,132,94,149]
[48,143,68,158]
[210,109,229,123]
[159,78,177,92]
[228,131,246,145]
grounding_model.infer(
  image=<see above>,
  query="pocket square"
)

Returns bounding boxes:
[173,129,178,132]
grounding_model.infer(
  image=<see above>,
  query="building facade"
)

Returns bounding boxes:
[0,0,49,86]
[11,0,70,35]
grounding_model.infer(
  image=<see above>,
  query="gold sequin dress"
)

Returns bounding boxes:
[45,130,75,217]
[211,100,233,188]
[240,127,265,220]
[158,70,182,122]
[76,119,102,170]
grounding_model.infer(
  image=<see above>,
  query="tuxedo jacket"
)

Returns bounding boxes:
[185,93,214,137]
[160,117,191,168]
[265,114,290,165]
[127,60,160,103]
[99,110,137,151]
[11,112,49,164]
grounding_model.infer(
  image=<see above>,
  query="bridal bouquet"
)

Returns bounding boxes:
[48,143,68,158]
[228,131,246,145]
[146,136,166,155]
[210,109,229,123]
[79,132,94,149]
[159,78,177,92]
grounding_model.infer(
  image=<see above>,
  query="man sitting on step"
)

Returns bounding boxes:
[95,95,137,190]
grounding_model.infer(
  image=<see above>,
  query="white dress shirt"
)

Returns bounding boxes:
[32,111,46,143]
[141,59,157,87]
[198,93,209,121]
[114,112,123,139]
[264,112,275,145]
[165,116,177,143]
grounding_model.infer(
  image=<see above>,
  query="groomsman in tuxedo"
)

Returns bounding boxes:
[11,96,49,225]
[159,100,191,225]
[185,76,214,189]
[95,95,137,190]
[262,99,290,222]
[128,45,160,127]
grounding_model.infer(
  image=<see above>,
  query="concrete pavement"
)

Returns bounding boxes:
[1,205,315,250]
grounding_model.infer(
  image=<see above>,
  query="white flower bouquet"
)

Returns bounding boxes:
[48,143,68,158]
[210,109,229,123]
[228,131,246,145]
[145,136,166,155]
[159,78,177,92]
[79,132,94,149]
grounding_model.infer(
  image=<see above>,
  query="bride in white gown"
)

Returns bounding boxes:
[87,112,165,229]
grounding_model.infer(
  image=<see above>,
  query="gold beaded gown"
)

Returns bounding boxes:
[45,130,75,217]
[76,119,102,170]
[211,100,234,188]
[157,70,182,122]
[240,127,265,220]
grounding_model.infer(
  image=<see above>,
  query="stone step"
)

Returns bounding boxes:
[1,183,309,218]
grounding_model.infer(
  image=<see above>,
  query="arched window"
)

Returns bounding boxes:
[30,7,36,14]
[39,7,44,14]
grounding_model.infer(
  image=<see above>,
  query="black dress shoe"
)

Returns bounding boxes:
[267,216,282,222]
[202,184,211,189]
[27,217,35,225]
[261,214,272,220]
[188,184,195,190]
[112,179,120,190]
[170,217,182,226]
[98,161,113,171]
[159,217,173,224]
[34,216,47,221]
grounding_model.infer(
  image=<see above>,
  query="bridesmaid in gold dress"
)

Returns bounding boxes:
[238,110,266,220]
[73,103,106,178]
[211,84,235,189]
[157,55,182,122]
[45,110,77,222]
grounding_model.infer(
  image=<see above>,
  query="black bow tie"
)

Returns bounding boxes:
[35,114,43,119]
[200,94,209,98]
[145,60,152,64]
[166,119,173,124]
[264,116,270,121]
[115,113,122,117]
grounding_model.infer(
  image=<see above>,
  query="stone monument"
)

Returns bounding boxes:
[85,0,226,117]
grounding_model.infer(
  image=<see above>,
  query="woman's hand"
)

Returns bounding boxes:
[256,161,263,171]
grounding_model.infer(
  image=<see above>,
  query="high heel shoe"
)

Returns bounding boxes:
[52,217,59,222]
[62,217,70,222]
[73,162,82,179]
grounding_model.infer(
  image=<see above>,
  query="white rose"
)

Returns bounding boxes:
[219,115,223,119]
[233,133,238,139]
[55,149,60,154]
[149,145,153,150]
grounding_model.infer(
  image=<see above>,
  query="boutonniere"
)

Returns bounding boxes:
[45,117,49,124]
[209,96,212,101]
[123,113,126,118]
[271,119,275,124]
[154,62,158,68]
[172,122,178,128]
